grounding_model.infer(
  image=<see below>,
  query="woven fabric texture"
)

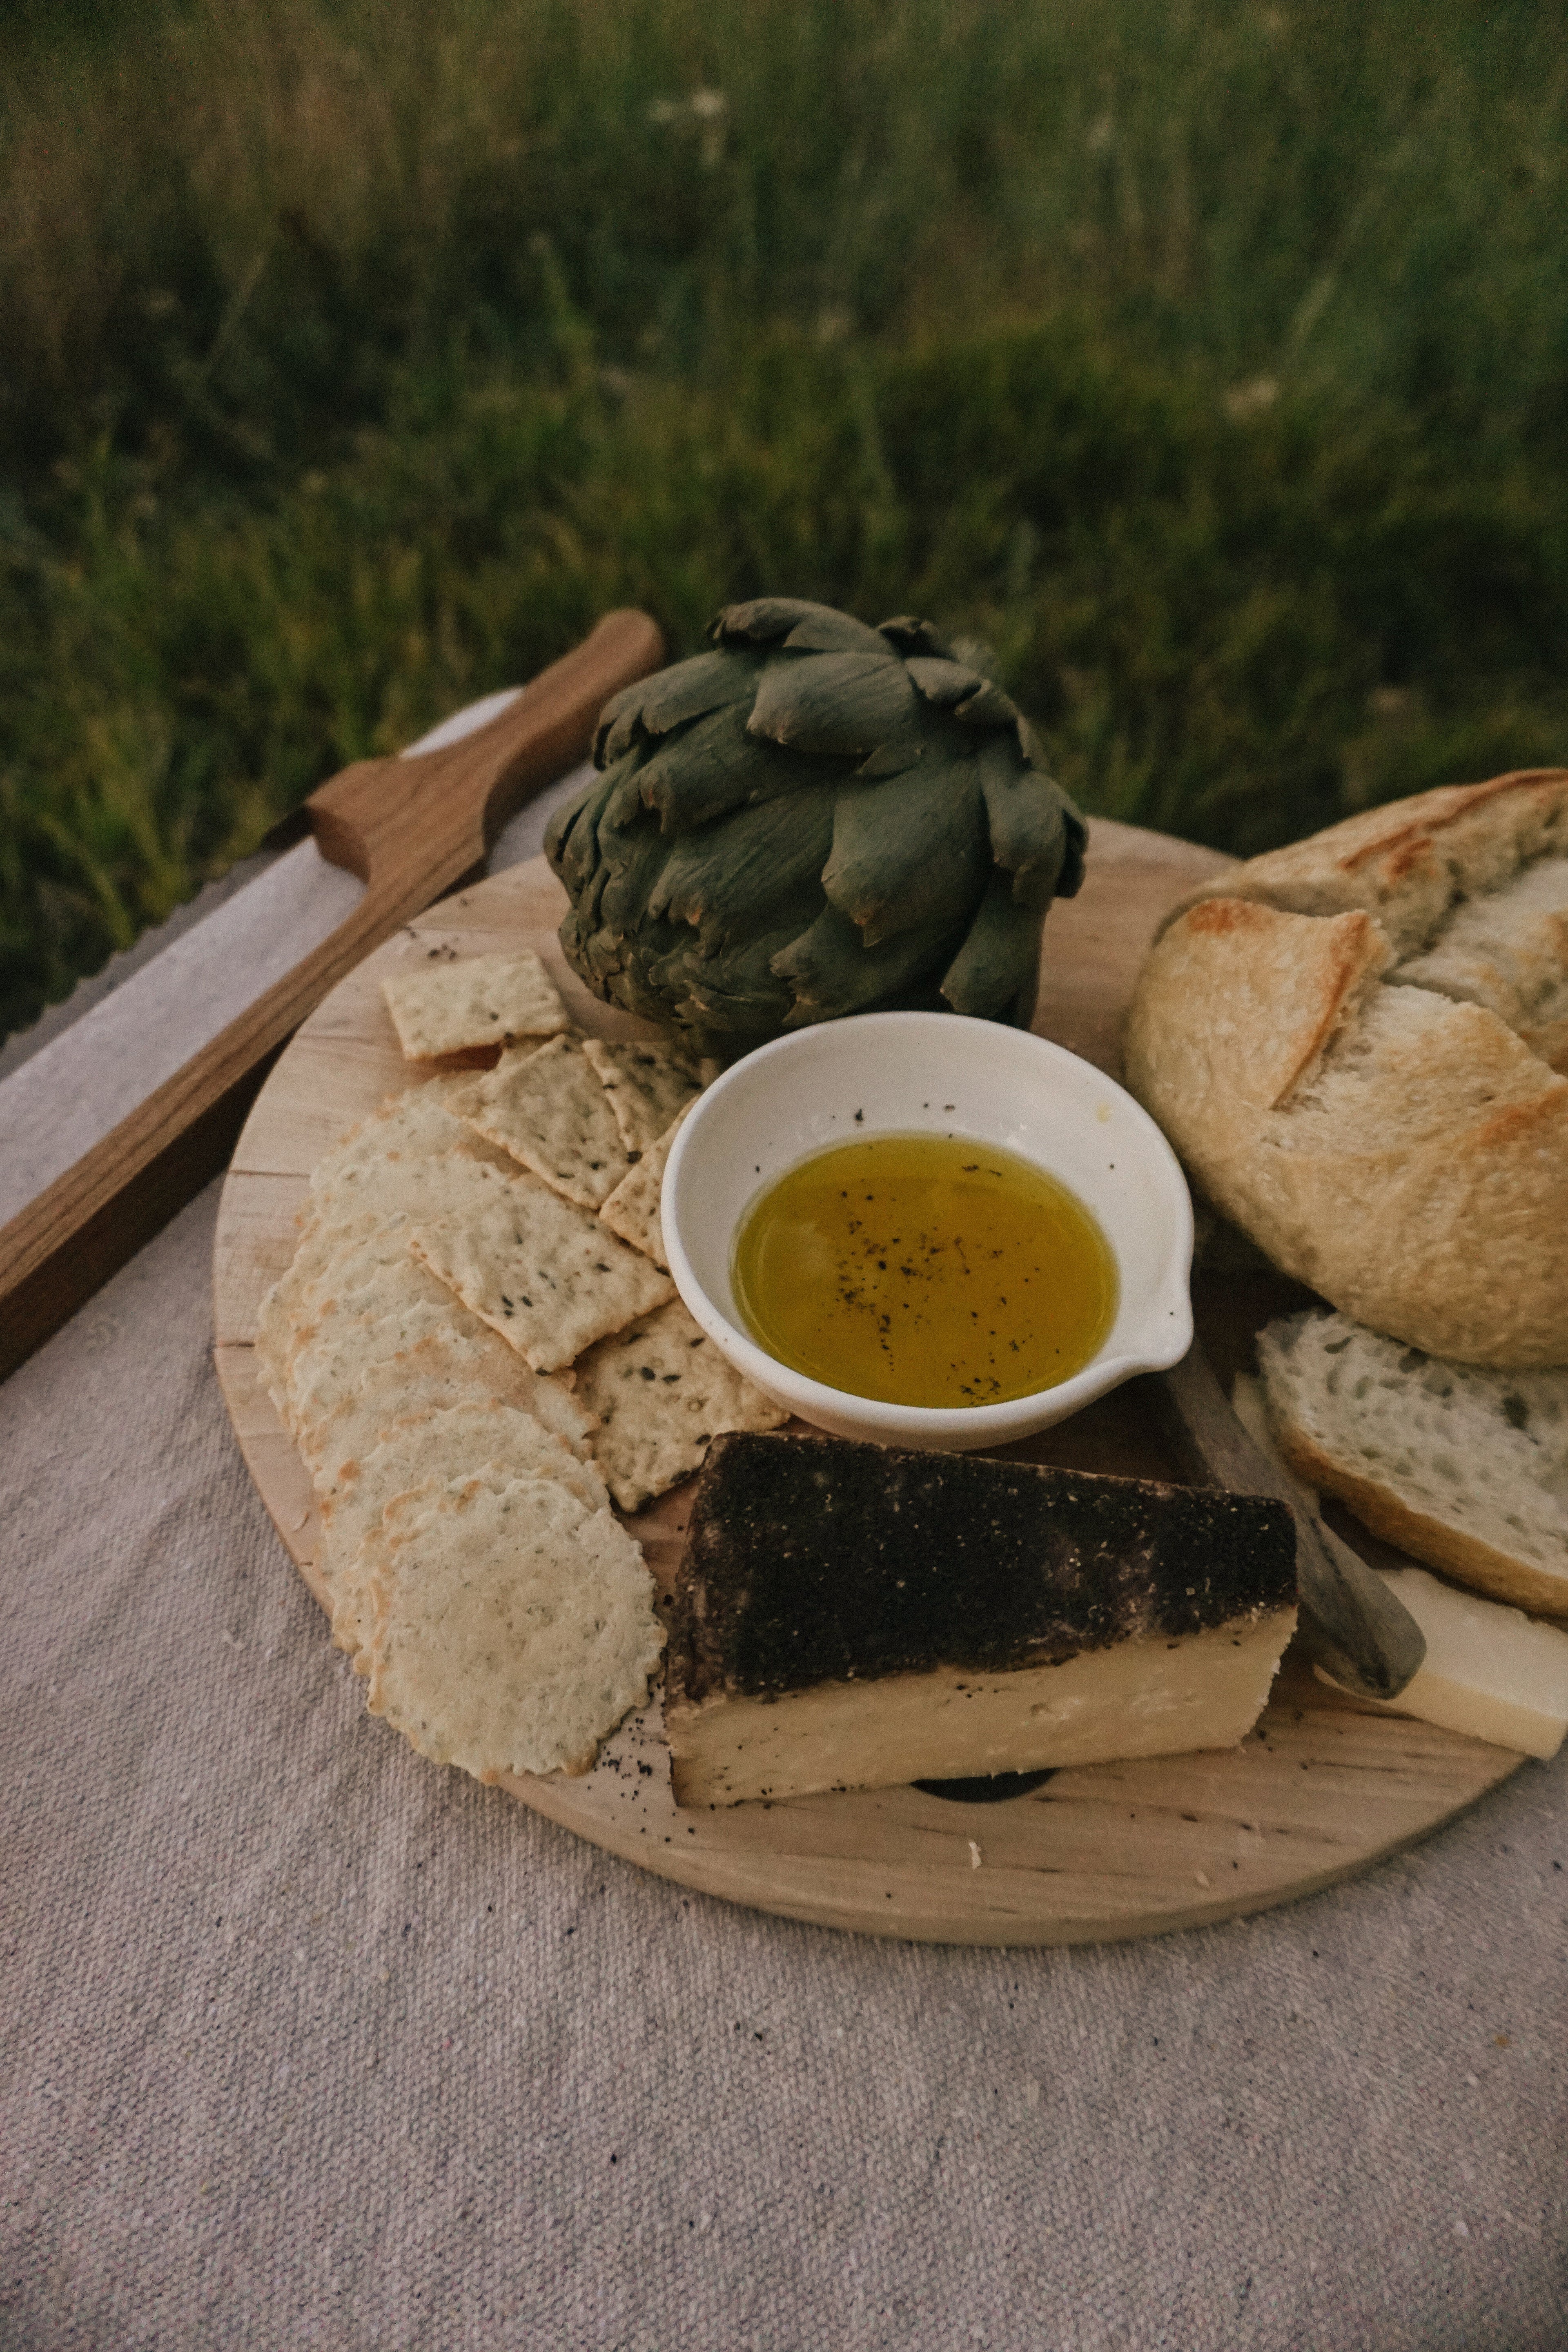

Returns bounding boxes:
[2,1185,1565,2351]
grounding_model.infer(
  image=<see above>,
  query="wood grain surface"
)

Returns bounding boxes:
[212,820,1524,1945]
[1,610,664,1381]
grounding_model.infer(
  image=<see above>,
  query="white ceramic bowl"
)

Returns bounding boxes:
[662,1011,1193,1449]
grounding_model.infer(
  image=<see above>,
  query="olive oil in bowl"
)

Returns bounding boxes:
[731,1132,1118,1410]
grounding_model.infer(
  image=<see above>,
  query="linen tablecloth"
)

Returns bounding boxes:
[3,813,1565,2349]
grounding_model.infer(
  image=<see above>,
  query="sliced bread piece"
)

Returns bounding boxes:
[1256,1309,1568,1619]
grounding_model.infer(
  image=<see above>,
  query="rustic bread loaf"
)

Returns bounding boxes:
[1125,770,1568,1365]
[1256,1310,1568,1619]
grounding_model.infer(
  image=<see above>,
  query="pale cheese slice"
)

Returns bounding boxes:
[1316,1566,1568,1758]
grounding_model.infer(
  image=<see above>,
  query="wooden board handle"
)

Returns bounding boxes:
[0,609,665,1381]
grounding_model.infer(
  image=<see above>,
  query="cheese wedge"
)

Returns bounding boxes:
[666,1432,1297,1807]
[1316,1566,1568,1759]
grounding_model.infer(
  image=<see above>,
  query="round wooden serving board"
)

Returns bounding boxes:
[213,819,1524,1945]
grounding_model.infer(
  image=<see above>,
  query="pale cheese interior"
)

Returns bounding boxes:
[1318,1566,1568,1760]
[669,1608,1297,1807]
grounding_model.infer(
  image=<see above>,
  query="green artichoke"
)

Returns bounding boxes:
[544,597,1087,1060]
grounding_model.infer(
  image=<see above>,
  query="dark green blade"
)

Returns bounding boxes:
[976,740,1071,909]
[648,784,837,950]
[773,900,966,1022]
[821,759,986,945]
[748,650,918,757]
[939,867,1044,1021]
[637,704,817,834]
[634,647,762,738]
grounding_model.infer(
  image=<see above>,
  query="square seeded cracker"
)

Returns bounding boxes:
[381,949,568,1060]
[467,1035,631,1211]
[598,1102,691,1270]
[573,1297,789,1512]
[364,1476,664,1781]
[581,1039,701,1156]
[409,1165,673,1373]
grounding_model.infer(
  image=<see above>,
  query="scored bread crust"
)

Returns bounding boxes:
[1125,770,1568,1366]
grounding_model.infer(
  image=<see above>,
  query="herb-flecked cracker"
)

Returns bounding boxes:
[364,1476,664,1780]
[597,1102,690,1269]
[466,1034,631,1210]
[306,1328,594,1493]
[573,1297,789,1511]
[410,1163,672,1371]
[307,1076,513,1200]
[581,1038,702,1156]
[323,1403,611,1668]
[381,949,569,1060]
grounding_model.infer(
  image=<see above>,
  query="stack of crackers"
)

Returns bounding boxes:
[256,947,786,1786]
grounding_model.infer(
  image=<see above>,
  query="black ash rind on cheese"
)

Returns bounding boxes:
[669,1431,1296,1707]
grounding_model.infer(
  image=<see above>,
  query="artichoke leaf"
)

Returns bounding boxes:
[653,924,800,1035]
[605,758,653,833]
[597,806,676,938]
[630,648,762,742]
[592,678,653,769]
[773,901,967,1024]
[976,739,1070,909]
[712,597,872,650]
[545,763,623,899]
[748,650,918,757]
[953,679,1020,729]
[636,704,817,834]
[648,783,837,950]
[780,609,892,655]
[821,760,986,946]
[853,730,927,781]
[940,868,1044,1024]
[877,617,958,661]
[904,657,985,709]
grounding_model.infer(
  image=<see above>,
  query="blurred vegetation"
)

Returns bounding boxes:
[2,0,1566,1037]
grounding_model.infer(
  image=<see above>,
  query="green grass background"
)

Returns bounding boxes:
[3,0,1566,1039]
